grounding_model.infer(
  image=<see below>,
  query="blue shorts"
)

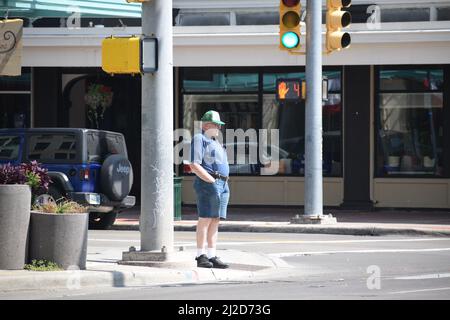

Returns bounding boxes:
[193,177,230,220]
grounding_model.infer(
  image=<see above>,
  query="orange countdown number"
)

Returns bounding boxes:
[293,82,301,97]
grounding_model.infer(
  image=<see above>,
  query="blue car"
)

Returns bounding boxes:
[0,128,135,229]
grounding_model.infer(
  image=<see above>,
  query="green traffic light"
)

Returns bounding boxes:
[281,32,300,49]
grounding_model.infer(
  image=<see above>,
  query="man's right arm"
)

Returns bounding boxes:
[190,163,215,184]
[190,134,215,183]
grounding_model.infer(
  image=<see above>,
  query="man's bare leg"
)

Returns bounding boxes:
[206,218,220,258]
[196,217,212,257]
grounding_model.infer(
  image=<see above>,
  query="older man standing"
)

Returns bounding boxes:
[189,110,230,269]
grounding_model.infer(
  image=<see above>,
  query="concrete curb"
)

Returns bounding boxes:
[111,223,450,237]
[0,250,290,293]
[0,264,277,293]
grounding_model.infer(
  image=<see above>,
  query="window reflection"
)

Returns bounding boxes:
[262,71,342,177]
[182,69,342,177]
[377,68,444,177]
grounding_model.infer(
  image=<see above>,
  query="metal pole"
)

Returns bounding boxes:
[304,0,323,216]
[140,0,174,252]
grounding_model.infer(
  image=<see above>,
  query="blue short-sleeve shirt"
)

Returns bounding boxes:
[191,132,229,177]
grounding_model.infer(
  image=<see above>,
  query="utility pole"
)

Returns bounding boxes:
[139,0,174,253]
[291,0,336,224]
[122,0,189,266]
[304,0,323,218]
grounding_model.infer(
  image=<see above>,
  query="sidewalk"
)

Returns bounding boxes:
[114,206,450,237]
[2,206,449,294]
[0,248,291,293]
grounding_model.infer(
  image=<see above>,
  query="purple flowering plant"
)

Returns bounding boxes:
[0,161,52,201]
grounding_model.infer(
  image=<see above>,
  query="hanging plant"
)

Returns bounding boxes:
[84,84,114,129]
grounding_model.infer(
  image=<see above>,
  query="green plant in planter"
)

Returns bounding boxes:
[0,161,52,204]
[24,259,63,271]
[30,198,89,270]
[0,161,51,270]
[32,199,87,214]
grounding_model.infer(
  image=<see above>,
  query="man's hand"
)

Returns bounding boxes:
[189,163,216,183]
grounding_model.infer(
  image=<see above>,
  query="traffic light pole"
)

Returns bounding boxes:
[139,0,174,253]
[291,0,336,224]
[304,0,323,217]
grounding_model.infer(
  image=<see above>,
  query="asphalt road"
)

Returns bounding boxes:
[2,230,450,300]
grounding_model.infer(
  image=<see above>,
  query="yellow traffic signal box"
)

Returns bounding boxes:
[279,0,301,51]
[326,0,352,52]
[102,36,141,75]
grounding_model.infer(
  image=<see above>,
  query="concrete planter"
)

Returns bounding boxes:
[0,185,31,270]
[29,211,89,270]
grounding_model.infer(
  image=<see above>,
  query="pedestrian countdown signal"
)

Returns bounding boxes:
[276,79,305,101]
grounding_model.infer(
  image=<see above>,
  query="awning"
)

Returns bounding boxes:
[0,0,142,18]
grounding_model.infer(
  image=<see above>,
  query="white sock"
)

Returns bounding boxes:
[197,248,205,257]
[207,247,216,259]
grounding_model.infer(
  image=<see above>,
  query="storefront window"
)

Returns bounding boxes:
[262,71,342,176]
[183,69,258,93]
[376,68,444,177]
[182,69,260,175]
[0,68,32,129]
[0,72,31,91]
[183,94,259,134]
[380,69,443,91]
[181,68,342,177]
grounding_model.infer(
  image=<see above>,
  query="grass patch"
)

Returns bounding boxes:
[24,259,63,271]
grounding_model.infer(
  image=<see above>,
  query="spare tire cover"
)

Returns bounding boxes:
[101,154,133,201]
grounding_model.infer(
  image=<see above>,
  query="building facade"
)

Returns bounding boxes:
[1,0,450,208]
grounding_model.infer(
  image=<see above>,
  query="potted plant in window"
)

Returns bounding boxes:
[29,199,89,270]
[422,146,435,169]
[387,153,401,171]
[0,161,51,270]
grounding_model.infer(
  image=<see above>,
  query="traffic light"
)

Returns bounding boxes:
[102,36,158,75]
[326,0,352,52]
[279,0,301,51]
[102,36,141,75]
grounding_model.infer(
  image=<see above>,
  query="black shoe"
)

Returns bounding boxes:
[209,256,229,269]
[196,254,213,268]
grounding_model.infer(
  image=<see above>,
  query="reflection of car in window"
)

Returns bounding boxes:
[224,142,290,175]
[224,139,339,176]
[0,136,21,161]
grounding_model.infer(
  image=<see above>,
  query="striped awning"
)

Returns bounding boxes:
[0,0,142,18]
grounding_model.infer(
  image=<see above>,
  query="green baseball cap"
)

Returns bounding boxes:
[201,110,225,125]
